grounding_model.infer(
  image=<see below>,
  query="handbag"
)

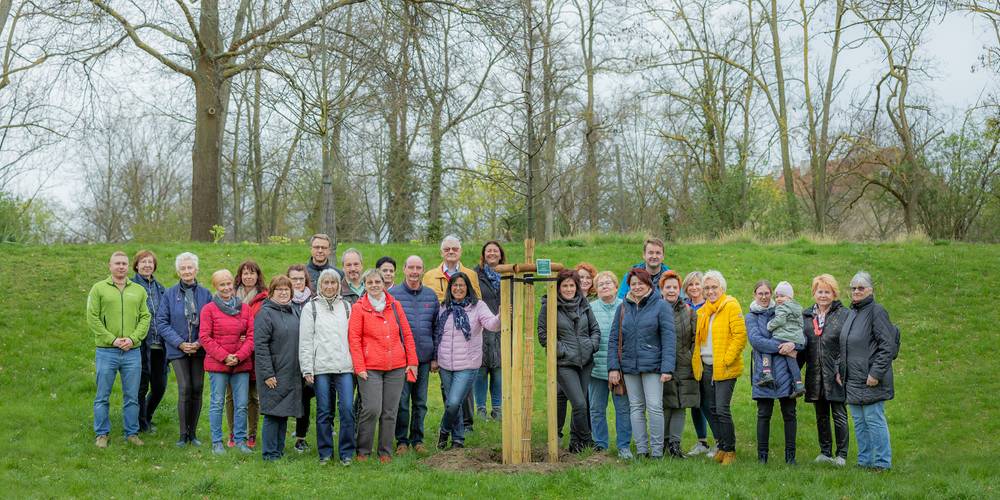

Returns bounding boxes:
[610,307,627,396]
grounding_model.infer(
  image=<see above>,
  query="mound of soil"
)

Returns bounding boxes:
[421,447,617,473]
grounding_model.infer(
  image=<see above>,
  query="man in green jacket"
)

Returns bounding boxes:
[88,251,151,448]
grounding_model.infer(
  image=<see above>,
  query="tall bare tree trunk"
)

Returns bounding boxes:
[766,0,800,233]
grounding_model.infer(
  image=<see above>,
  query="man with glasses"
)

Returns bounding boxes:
[422,235,483,302]
[305,234,344,291]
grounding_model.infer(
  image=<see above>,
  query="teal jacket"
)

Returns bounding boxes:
[87,277,151,348]
[590,297,623,380]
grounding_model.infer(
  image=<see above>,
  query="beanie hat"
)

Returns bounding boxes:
[774,281,793,298]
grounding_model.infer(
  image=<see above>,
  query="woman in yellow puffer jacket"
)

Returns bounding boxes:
[692,270,747,465]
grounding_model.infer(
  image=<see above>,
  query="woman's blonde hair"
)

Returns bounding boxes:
[811,274,840,299]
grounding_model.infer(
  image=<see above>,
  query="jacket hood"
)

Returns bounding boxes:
[749,300,774,314]
[263,298,295,314]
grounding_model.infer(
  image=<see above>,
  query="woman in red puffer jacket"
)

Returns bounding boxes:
[201,270,256,454]
[226,261,268,447]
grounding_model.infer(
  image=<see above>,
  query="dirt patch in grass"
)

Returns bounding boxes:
[421,447,617,473]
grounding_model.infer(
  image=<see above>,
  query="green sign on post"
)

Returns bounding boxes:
[536,259,551,276]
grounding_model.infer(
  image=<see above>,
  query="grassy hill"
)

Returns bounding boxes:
[1,238,997,497]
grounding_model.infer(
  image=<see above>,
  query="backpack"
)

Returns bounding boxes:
[310,297,351,329]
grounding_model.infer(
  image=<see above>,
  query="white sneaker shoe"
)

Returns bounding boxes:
[686,442,710,456]
[814,454,835,464]
[833,456,846,467]
[706,445,718,458]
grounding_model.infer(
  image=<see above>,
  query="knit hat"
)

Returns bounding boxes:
[774,281,793,298]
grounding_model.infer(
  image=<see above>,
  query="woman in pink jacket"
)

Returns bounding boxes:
[432,272,501,450]
[200,270,255,455]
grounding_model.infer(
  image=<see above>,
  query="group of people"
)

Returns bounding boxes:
[87,236,898,471]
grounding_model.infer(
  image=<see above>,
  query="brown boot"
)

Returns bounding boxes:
[127,435,144,446]
[413,443,427,453]
[95,435,109,449]
[396,444,409,455]
[721,451,736,465]
[714,449,726,463]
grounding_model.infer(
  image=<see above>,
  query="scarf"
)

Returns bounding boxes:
[320,293,343,312]
[626,287,651,306]
[368,293,386,312]
[293,287,312,305]
[482,265,501,291]
[696,294,732,344]
[180,280,200,328]
[235,286,258,304]
[557,293,584,323]
[436,298,473,344]
[749,299,774,314]
[213,294,242,316]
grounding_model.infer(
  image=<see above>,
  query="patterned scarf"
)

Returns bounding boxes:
[482,265,501,291]
[180,280,200,328]
[213,294,242,316]
[436,298,473,343]
[293,287,312,305]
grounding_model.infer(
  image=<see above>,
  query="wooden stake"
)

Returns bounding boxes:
[500,273,512,464]
[510,273,525,464]
[546,281,559,463]
[522,239,535,463]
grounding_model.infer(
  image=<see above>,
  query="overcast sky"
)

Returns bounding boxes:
[13,10,998,208]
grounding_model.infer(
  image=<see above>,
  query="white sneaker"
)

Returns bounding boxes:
[686,442,710,456]
[833,456,846,467]
[706,445,718,458]
[814,454,835,464]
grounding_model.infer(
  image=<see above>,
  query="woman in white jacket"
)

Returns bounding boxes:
[300,269,355,465]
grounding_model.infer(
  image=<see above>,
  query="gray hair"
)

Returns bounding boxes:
[440,234,461,251]
[703,269,727,293]
[851,271,873,289]
[317,268,341,285]
[341,248,362,265]
[360,268,383,286]
[175,252,199,271]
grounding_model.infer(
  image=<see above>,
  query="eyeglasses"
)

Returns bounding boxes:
[311,245,329,250]
[597,282,615,288]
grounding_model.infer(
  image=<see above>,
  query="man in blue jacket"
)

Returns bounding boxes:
[618,238,670,299]
[389,255,439,454]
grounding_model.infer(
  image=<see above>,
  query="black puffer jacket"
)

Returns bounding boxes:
[255,300,304,418]
[838,296,898,405]
[538,294,601,369]
[663,298,699,409]
[475,265,502,370]
[802,301,848,402]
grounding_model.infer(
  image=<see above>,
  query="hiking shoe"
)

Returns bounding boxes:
[452,442,465,449]
[687,441,710,456]
[490,409,502,421]
[319,457,331,465]
[720,451,736,465]
[618,448,634,460]
[396,444,409,455]
[247,435,256,448]
[175,438,188,448]
[476,407,488,420]
[95,435,109,449]
[355,454,368,462]
[815,454,835,464]
[706,444,718,458]
[189,437,202,447]
[755,371,775,387]
[236,442,253,454]
[127,435,144,446]
[212,442,226,455]
[340,458,352,466]
[379,455,392,464]
[228,434,236,448]
[833,457,846,467]
[437,431,449,450]
[413,443,427,453]
[294,439,309,453]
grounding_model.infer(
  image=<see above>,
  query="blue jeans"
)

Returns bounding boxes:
[396,362,431,446]
[315,373,356,460]
[849,401,892,469]
[588,377,631,451]
[93,348,141,437]
[209,371,249,444]
[474,366,502,413]
[439,368,478,444]
[692,406,710,441]
[261,414,287,461]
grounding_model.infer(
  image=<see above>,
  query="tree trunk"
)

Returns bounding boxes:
[767,0,799,233]
[189,0,225,241]
[426,102,444,242]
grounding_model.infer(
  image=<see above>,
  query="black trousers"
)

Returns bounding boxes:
[296,382,314,439]
[171,354,205,439]
[700,364,737,452]
[756,398,797,463]
[814,398,849,459]
[139,344,169,430]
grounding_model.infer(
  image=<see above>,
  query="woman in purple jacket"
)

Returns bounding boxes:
[432,272,501,450]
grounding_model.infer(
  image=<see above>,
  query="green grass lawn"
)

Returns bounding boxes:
[2,238,998,498]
